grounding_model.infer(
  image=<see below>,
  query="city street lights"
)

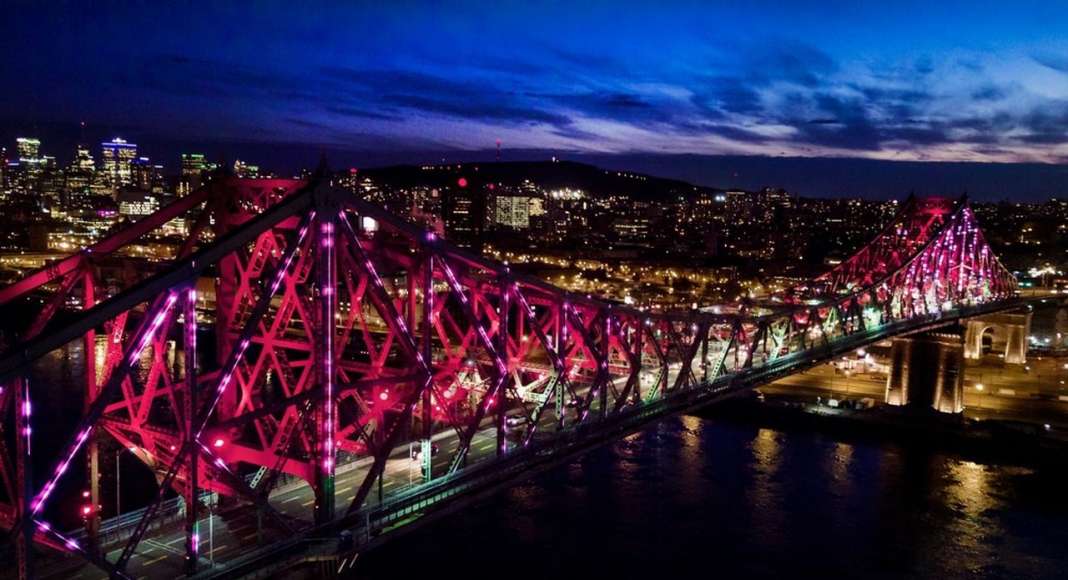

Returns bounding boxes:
[973,381,986,410]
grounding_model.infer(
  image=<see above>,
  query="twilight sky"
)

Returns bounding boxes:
[4,1,1068,194]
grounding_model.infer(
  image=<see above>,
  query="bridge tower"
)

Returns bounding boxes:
[885,331,966,414]
[962,310,1031,365]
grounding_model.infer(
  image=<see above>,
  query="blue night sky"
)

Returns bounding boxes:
[4,2,1068,196]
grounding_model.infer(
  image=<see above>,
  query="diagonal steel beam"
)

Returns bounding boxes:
[0,186,315,384]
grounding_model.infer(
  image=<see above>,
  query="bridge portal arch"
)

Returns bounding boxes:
[963,310,1031,364]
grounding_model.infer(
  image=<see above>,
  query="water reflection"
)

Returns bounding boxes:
[746,427,785,552]
[357,415,1068,580]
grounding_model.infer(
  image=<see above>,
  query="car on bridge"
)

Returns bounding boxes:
[410,443,440,461]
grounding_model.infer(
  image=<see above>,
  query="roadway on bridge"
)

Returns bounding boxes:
[44,421,504,579]
[41,377,639,579]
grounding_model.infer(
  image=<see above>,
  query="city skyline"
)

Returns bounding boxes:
[7,131,1068,202]
[5,2,1068,199]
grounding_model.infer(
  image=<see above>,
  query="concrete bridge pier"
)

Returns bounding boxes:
[885,331,965,414]
[963,310,1031,365]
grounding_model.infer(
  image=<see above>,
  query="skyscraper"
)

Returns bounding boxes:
[16,137,40,160]
[64,145,96,210]
[492,194,532,230]
[442,181,486,251]
[74,145,94,172]
[180,153,205,196]
[14,137,44,193]
[233,159,259,178]
[101,137,138,191]
[132,156,164,192]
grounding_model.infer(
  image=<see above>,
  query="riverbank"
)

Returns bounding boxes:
[697,394,1068,467]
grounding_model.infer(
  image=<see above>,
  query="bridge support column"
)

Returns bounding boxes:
[885,331,965,414]
[963,310,1031,365]
[1003,317,1030,365]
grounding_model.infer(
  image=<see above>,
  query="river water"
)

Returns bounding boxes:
[355,412,1068,580]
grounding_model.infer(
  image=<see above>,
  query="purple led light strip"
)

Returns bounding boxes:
[197,214,313,437]
[320,218,336,472]
[31,292,178,516]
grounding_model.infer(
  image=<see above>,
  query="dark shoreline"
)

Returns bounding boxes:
[695,397,1068,469]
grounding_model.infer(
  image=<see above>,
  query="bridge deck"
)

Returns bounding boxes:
[31,299,1025,579]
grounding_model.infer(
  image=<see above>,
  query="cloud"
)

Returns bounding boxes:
[117,43,1068,162]
[970,84,1009,101]
[692,82,764,117]
[792,93,883,151]
[1033,51,1068,73]
[701,123,770,143]
[730,41,837,87]
[321,66,573,127]
[1017,101,1068,144]
[324,105,402,122]
[544,90,679,125]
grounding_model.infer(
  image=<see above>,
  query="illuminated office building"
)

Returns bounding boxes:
[101,137,138,190]
[180,153,209,195]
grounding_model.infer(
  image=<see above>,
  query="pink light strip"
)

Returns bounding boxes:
[32,292,177,515]
[21,381,31,456]
[337,212,429,369]
[438,259,507,373]
[35,519,81,552]
[320,218,336,473]
[197,215,313,437]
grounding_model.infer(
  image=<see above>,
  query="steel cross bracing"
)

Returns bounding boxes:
[0,176,1018,578]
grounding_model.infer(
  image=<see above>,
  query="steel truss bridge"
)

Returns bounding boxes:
[0,174,1020,578]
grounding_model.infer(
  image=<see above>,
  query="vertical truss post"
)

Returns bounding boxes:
[14,377,32,580]
[82,271,100,555]
[634,321,644,404]
[315,201,337,525]
[700,323,710,382]
[600,309,609,420]
[183,286,199,575]
[553,304,564,430]
[496,279,510,456]
[421,255,433,483]
[656,323,668,399]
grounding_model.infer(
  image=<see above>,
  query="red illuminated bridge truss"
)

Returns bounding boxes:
[0,177,1019,578]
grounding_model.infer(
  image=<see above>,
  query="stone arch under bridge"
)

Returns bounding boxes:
[963,310,1031,364]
